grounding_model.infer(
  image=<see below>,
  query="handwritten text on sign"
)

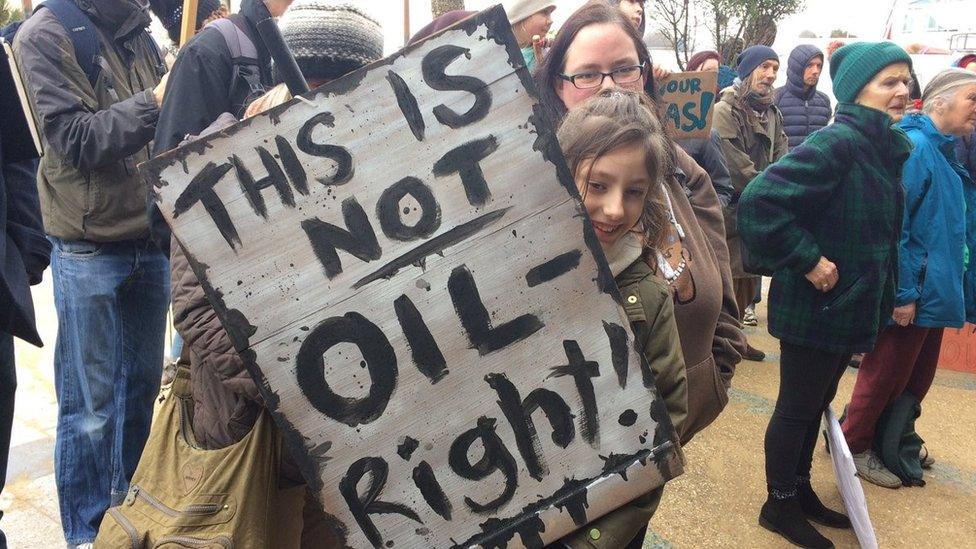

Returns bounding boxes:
[657,70,717,139]
[144,7,682,548]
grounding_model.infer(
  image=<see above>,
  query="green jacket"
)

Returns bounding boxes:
[13,2,162,242]
[713,87,789,277]
[738,103,913,354]
[562,259,687,548]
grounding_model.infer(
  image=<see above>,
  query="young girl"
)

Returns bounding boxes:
[554,89,687,548]
[536,1,745,444]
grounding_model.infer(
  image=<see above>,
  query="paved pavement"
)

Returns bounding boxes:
[2,279,974,548]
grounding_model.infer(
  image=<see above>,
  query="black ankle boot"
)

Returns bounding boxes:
[760,492,834,549]
[797,480,851,529]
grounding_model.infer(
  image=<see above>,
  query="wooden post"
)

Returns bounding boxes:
[179,0,199,46]
[403,0,410,46]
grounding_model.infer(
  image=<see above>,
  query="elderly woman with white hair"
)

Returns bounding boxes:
[842,68,976,488]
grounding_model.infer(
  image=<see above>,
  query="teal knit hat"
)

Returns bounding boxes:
[830,42,912,102]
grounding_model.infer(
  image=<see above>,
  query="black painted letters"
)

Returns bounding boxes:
[295,312,397,427]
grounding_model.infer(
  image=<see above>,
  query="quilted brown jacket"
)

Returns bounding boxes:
[170,237,264,449]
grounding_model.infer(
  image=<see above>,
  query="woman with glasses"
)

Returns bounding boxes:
[534,3,747,546]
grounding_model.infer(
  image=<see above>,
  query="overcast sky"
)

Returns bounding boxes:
[371,0,901,55]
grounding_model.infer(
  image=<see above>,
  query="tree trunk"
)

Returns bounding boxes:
[430,0,464,19]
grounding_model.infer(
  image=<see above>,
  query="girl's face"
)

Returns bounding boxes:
[617,0,644,29]
[855,62,912,121]
[575,143,651,251]
[519,7,555,43]
[699,58,719,72]
[556,23,645,110]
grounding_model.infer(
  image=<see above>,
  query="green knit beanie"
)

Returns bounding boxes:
[830,42,912,103]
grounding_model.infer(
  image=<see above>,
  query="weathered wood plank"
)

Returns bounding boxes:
[143,7,683,548]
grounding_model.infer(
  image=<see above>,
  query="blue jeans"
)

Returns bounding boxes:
[48,237,169,544]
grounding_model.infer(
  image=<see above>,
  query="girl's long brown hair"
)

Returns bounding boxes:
[556,90,672,251]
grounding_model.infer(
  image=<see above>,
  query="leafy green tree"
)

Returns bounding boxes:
[0,1,25,28]
[701,0,804,65]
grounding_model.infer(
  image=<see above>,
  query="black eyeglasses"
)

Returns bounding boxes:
[557,63,646,89]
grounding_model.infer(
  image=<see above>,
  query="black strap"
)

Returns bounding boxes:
[36,0,102,88]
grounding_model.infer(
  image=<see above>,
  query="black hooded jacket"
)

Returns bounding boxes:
[150,0,275,254]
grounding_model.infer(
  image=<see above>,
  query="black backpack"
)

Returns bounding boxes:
[873,392,926,487]
[31,0,165,89]
[205,16,268,118]
[148,16,270,255]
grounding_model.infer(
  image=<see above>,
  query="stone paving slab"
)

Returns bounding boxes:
[3,281,974,548]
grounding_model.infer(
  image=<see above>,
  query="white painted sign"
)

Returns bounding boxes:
[143,7,683,548]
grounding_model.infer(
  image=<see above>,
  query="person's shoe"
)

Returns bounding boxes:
[853,450,902,488]
[759,494,834,548]
[796,480,851,528]
[742,305,758,326]
[743,344,766,361]
[920,446,935,469]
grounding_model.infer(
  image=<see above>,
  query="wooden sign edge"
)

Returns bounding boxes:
[146,4,684,546]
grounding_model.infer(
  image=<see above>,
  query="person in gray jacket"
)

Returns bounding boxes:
[13,0,169,545]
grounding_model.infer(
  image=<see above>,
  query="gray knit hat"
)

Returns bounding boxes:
[279,0,384,82]
[921,68,976,109]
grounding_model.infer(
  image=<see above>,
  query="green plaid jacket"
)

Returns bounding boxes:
[738,103,913,354]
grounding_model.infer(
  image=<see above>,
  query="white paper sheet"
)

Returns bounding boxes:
[825,407,879,549]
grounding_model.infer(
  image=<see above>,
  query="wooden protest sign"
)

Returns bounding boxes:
[143,7,683,548]
[657,70,717,139]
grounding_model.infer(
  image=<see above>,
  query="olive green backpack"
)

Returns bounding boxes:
[95,366,280,548]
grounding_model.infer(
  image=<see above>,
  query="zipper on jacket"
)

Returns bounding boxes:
[153,535,234,549]
[107,507,140,549]
[125,485,223,517]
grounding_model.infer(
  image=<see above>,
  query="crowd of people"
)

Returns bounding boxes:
[1,0,974,548]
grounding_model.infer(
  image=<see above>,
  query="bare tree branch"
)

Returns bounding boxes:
[649,0,698,69]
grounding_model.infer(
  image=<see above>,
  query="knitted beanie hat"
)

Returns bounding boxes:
[502,0,556,25]
[152,0,221,42]
[735,45,778,79]
[830,42,912,103]
[279,0,384,83]
[686,50,720,72]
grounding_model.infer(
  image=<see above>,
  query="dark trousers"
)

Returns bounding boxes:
[842,325,944,453]
[0,332,15,549]
[765,342,851,492]
[733,277,758,320]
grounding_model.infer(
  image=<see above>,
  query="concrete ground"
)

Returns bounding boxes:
[2,279,975,548]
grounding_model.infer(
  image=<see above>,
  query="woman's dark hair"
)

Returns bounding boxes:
[533,0,657,125]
